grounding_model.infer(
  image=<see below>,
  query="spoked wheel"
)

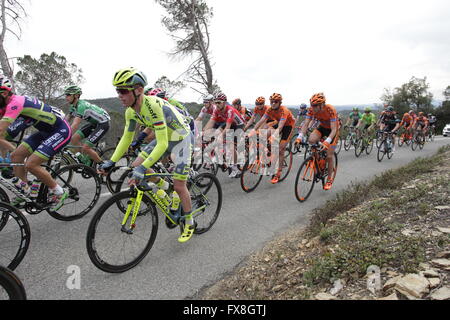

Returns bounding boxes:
[377,141,386,162]
[354,138,364,157]
[294,157,316,202]
[411,135,418,151]
[365,137,374,155]
[344,134,353,151]
[46,164,102,221]
[278,147,293,182]
[335,137,343,155]
[0,202,31,271]
[86,190,159,273]
[188,172,222,234]
[398,134,405,147]
[386,139,394,159]
[322,152,338,189]
[240,160,263,193]
[376,132,384,148]
[418,134,425,150]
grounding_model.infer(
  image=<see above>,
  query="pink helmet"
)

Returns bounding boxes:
[149,88,166,99]
[214,92,227,102]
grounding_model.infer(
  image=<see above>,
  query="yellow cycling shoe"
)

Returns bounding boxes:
[178,223,196,243]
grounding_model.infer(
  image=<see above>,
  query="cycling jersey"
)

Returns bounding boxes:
[69,100,110,124]
[111,95,190,169]
[198,105,216,118]
[400,114,414,127]
[360,113,376,126]
[263,106,295,127]
[298,108,308,117]
[428,116,437,124]
[212,105,245,126]
[306,104,339,129]
[415,116,429,126]
[253,105,269,118]
[238,106,253,123]
[380,113,400,127]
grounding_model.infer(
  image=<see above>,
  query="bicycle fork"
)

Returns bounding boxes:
[121,188,144,234]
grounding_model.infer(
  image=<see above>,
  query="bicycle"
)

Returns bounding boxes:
[0,201,31,271]
[354,130,374,157]
[427,125,435,142]
[0,265,27,300]
[240,133,293,193]
[398,129,413,147]
[377,131,395,162]
[86,170,222,273]
[344,126,359,151]
[0,161,101,221]
[294,142,338,202]
[411,129,426,151]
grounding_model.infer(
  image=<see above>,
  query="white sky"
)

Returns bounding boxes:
[6,0,450,105]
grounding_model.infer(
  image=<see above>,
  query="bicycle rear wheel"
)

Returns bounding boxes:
[188,173,222,234]
[355,139,364,157]
[294,157,316,202]
[278,147,293,182]
[344,134,352,151]
[0,202,31,271]
[46,164,102,221]
[0,266,27,300]
[86,190,158,273]
[365,137,374,155]
[377,141,386,162]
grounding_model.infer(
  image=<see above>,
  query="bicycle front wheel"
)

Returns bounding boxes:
[47,164,102,221]
[377,142,386,162]
[0,266,27,300]
[0,202,31,271]
[86,190,158,273]
[240,160,263,193]
[354,138,364,158]
[294,157,316,202]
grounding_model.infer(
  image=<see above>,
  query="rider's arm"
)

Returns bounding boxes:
[0,120,15,153]
[253,114,268,131]
[70,116,82,134]
[244,114,256,131]
[141,108,169,169]
[110,109,136,163]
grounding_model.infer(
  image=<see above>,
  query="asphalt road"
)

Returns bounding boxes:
[6,137,450,300]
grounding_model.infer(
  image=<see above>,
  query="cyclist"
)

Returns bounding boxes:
[243,96,270,131]
[203,92,245,178]
[251,93,295,184]
[427,113,437,136]
[413,112,429,138]
[98,68,195,243]
[296,93,339,191]
[399,112,414,140]
[379,106,401,152]
[232,98,253,124]
[195,94,215,128]
[0,75,70,210]
[357,107,376,137]
[65,86,111,166]
[345,107,363,137]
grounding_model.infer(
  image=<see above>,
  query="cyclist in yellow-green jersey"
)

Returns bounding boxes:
[98,68,195,243]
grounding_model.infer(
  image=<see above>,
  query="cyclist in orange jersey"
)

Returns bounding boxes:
[243,96,275,131]
[296,93,339,191]
[251,93,295,184]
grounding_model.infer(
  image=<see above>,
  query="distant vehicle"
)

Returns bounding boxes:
[443,124,450,137]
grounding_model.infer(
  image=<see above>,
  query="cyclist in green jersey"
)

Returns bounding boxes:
[98,68,196,243]
[357,107,376,136]
[65,86,111,166]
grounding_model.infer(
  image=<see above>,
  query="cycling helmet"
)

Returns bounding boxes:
[353,107,359,111]
[255,96,266,105]
[0,75,13,92]
[300,103,307,109]
[418,112,424,116]
[365,107,372,112]
[427,113,432,117]
[310,92,326,105]
[232,98,241,106]
[64,85,82,95]
[215,92,227,102]
[270,93,283,102]
[203,94,214,102]
[386,106,394,112]
[404,113,409,117]
[149,88,166,99]
[144,87,153,95]
[113,68,148,88]
[409,110,415,115]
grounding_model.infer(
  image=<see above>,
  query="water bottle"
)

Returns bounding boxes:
[30,180,42,198]
[170,191,181,215]
[156,189,171,207]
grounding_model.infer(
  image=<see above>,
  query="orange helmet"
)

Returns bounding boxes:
[404,113,409,117]
[255,96,265,105]
[232,98,241,106]
[418,112,424,116]
[270,93,282,102]
[310,92,326,105]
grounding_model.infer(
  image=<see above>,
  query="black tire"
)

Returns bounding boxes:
[411,135,418,151]
[335,137,343,155]
[0,266,27,300]
[294,157,316,202]
[86,190,159,273]
[188,173,222,234]
[46,164,102,221]
[278,147,293,182]
[355,138,364,158]
[365,137,374,155]
[344,133,352,151]
[377,141,386,162]
[0,202,31,271]
[398,134,405,147]
[240,160,263,193]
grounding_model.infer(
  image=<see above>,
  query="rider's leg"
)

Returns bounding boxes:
[11,144,32,183]
[81,143,102,164]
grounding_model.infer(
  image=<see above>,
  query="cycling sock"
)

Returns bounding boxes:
[51,184,64,195]
[183,212,194,225]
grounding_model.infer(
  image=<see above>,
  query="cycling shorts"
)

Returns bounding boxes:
[76,122,110,147]
[271,124,293,142]
[139,132,194,181]
[213,122,245,131]
[21,118,72,160]
[314,126,339,149]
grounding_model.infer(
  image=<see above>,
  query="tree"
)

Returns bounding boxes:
[0,0,27,84]
[14,52,84,103]
[153,75,186,98]
[155,0,219,95]
[381,76,434,115]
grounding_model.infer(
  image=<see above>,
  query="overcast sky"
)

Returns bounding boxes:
[6,0,450,105]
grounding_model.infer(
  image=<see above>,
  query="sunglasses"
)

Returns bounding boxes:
[255,103,263,106]
[311,104,321,107]
[214,100,225,104]
[270,100,280,104]
[116,88,134,95]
